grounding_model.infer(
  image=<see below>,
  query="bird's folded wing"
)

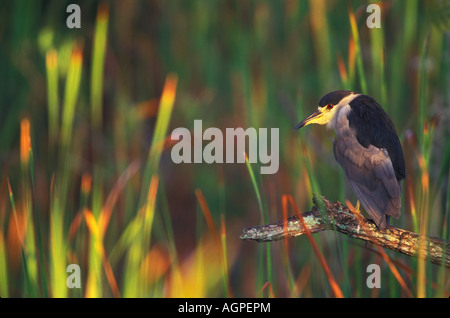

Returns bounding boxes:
[333,136,402,226]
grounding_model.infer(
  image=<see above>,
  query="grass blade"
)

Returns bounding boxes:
[286,195,343,298]
[195,189,230,297]
[45,49,59,159]
[348,5,367,93]
[141,74,178,198]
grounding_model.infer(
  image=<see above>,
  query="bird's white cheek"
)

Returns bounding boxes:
[329,105,351,134]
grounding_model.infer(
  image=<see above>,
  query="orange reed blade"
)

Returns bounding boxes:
[255,281,275,298]
[195,189,222,258]
[346,202,413,297]
[20,118,32,165]
[286,195,344,298]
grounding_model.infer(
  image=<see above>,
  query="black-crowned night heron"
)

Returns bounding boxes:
[295,90,406,230]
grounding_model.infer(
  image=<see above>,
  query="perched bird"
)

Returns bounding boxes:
[295,90,406,230]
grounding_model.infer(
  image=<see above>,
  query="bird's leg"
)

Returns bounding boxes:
[345,199,361,215]
[354,201,372,248]
[346,199,371,244]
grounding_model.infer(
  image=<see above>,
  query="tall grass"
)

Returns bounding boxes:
[50,42,83,298]
[245,154,272,296]
[0,1,448,298]
[86,4,109,297]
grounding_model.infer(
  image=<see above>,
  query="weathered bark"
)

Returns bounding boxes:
[240,195,450,268]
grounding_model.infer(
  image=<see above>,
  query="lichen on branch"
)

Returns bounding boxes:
[240,195,450,268]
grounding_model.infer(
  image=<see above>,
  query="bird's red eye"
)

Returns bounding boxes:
[327,104,334,109]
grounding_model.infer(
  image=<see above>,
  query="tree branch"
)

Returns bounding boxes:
[240,195,450,268]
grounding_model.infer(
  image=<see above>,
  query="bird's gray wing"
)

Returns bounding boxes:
[333,136,401,229]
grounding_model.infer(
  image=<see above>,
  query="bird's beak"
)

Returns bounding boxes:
[294,109,322,130]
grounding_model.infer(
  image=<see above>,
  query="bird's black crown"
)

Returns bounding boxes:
[318,90,353,107]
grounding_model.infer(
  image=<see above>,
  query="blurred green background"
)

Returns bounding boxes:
[0,0,448,298]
